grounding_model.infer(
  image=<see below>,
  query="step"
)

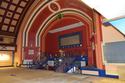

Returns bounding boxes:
[80,67,119,78]
[80,67,105,76]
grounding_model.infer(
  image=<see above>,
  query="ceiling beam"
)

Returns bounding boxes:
[49,22,84,33]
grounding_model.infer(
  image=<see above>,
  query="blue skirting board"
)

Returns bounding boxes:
[80,67,119,78]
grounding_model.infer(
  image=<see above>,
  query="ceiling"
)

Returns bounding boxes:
[83,0,125,19]
[0,0,34,45]
[0,0,124,46]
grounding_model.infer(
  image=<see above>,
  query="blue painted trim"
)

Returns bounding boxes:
[64,55,88,72]
[104,75,119,78]
[64,64,76,72]
[46,55,119,79]
[99,70,106,76]
[75,55,88,61]
[80,67,100,71]
[58,32,82,49]
[48,57,55,60]
[80,67,119,78]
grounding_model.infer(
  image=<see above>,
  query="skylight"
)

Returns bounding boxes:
[82,0,125,19]
[110,18,125,35]
[81,0,125,35]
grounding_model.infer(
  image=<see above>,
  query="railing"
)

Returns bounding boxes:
[30,52,49,69]
[30,51,87,71]
[55,56,76,72]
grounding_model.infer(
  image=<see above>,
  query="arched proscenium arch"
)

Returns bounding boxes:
[36,8,93,47]
[23,0,58,47]
[36,9,95,65]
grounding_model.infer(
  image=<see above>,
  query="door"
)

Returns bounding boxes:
[0,51,14,67]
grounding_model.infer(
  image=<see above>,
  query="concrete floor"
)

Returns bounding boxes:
[0,67,124,83]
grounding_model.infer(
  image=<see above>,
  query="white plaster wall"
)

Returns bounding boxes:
[102,25,125,43]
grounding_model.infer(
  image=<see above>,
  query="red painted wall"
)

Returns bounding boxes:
[45,26,87,54]
[93,10,104,69]
[44,17,88,56]
[26,0,93,49]
[22,0,104,68]
[39,15,95,66]
[23,0,93,59]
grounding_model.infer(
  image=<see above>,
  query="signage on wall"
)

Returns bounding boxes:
[28,49,34,55]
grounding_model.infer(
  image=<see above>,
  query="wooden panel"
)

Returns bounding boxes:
[0,36,14,44]
[0,0,34,42]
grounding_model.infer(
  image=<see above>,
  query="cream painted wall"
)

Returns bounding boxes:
[102,25,125,43]
[105,64,125,80]
[102,25,125,80]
